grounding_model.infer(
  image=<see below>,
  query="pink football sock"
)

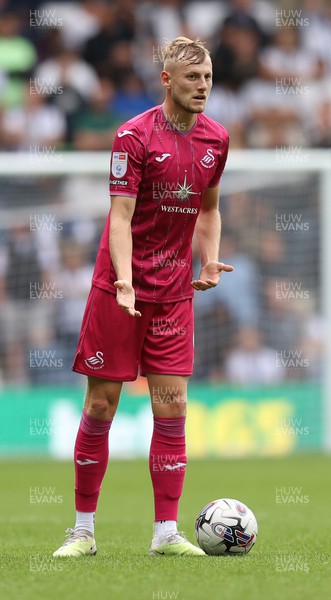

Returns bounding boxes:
[149,416,187,522]
[74,409,112,512]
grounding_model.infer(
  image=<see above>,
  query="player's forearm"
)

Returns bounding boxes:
[195,208,221,266]
[109,218,133,283]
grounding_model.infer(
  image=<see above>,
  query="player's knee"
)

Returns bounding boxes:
[84,396,117,419]
[84,397,109,418]
[152,395,187,417]
[168,398,187,417]
[85,377,121,418]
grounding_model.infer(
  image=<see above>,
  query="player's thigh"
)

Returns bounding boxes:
[84,376,123,419]
[147,373,188,417]
[73,286,154,382]
[140,299,194,378]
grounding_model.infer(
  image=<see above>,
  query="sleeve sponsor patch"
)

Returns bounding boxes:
[109,179,129,186]
[111,152,128,178]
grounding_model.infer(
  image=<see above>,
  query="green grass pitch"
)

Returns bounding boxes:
[0,455,330,600]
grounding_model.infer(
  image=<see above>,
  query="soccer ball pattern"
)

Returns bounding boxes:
[195,498,258,555]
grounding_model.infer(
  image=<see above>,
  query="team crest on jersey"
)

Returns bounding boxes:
[200,148,215,168]
[111,152,128,178]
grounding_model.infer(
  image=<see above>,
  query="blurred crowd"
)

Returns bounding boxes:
[192,179,324,382]
[0,175,324,386]
[0,0,331,149]
[0,0,327,385]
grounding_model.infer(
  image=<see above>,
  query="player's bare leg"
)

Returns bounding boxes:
[53,377,122,557]
[147,374,205,556]
[83,376,122,419]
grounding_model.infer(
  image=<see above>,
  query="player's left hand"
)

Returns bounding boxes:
[114,279,142,317]
[191,261,234,291]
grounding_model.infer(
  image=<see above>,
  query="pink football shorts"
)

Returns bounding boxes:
[72,285,194,381]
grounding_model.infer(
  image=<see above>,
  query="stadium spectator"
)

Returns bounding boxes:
[194,231,261,326]
[258,231,287,278]
[193,301,235,381]
[0,68,7,100]
[222,2,264,48]
[1,82,65,150]
[224,325,285,384]
[307,95,331,147]
[220,193,272,261]
[110,70,155,121]
[83,0,136,77]
[47,239,94,383]
[53,239,94,348]
[72,79,121,151]
[0,225,54,384]
[223,0,275,42]
[137,0,189,48]
[301,0,331,73]
[212,19,261,90]
[36,0,101,51]
[34,45,101,95]
[240,24,325,147]
[261,277,303,356]
[207,17,261,145]
[33,27,65,63]
[298,311,326,382]
[259,25,325,81]
[204,85,246,147]
[106,40,136,87]
[301,73,331,147]
[34,46,100,143]
[182,0,226,40]
[0,9,37,108]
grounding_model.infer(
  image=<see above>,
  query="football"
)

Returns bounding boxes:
[195,498,258,555]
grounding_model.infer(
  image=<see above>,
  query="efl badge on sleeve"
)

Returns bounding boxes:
[111,152,128,178]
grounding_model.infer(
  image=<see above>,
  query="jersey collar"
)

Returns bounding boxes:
[159,105,198,137]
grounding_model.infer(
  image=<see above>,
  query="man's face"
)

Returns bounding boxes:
[163,55,213,114]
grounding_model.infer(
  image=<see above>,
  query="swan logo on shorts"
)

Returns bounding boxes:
[111,152,128,178]
[84,351,105,369]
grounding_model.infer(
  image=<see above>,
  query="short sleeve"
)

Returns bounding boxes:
[208,131,229,188]
[109,128,145,197]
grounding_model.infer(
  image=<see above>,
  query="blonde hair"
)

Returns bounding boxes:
[161,37,210,70]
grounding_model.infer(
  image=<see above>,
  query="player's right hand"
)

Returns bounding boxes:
[114,280,142,317]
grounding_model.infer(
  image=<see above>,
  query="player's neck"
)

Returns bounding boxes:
[161,101,197,134]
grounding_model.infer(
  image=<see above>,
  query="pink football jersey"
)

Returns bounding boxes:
[92,106,229,302]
